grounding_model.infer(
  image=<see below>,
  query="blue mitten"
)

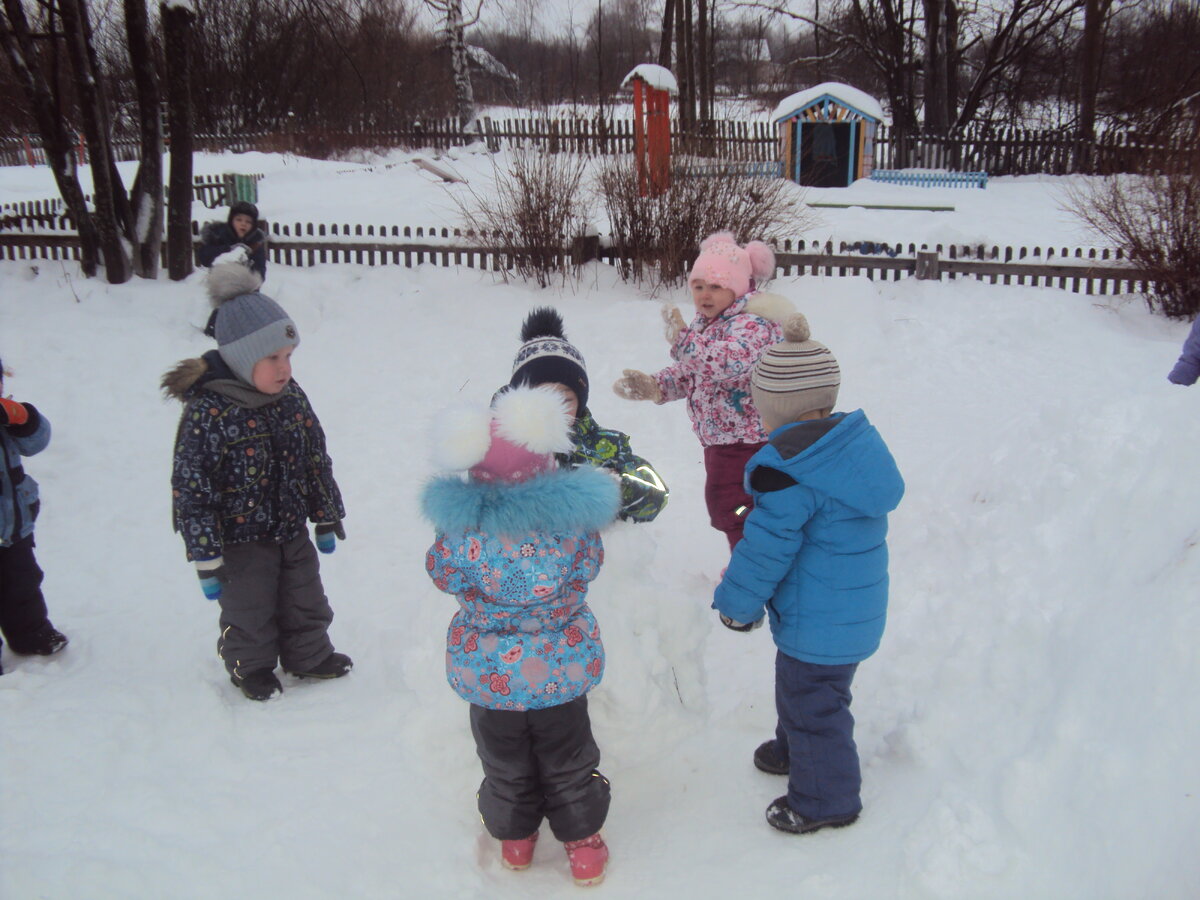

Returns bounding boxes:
[196,559,227,602]
[315,522,344,554]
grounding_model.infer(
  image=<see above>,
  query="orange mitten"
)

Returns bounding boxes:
[0,397,29,426]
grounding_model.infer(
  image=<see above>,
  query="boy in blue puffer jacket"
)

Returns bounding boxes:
[0,357,68,675]
[422,385,619,887]
[713,314,904,835]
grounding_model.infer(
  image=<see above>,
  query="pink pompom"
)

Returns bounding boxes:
[745,241,776,282]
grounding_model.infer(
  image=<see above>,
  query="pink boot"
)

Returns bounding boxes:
[564,833,608,887]
[501,831,539,870]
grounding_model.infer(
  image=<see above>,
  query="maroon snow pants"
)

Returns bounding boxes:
[703,441,764,550]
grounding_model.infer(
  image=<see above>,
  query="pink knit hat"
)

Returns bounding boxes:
[430,385,575,484]
[689,232,776,298]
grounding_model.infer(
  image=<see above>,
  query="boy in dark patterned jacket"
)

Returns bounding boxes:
[422,385,620,887]
[506,307,668,524]
[163,263,351,701]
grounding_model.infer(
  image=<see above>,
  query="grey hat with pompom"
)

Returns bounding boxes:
[204,262,298,387]
[750,313,840,424]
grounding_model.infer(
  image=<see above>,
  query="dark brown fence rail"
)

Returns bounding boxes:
[2,118,1187,175]
[0,218,1153,297]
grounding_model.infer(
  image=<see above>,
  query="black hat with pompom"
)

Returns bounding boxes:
[509,307,589,412]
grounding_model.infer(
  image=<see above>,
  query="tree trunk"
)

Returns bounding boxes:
[162,1,195,281]
[59,0,131,283]
[445,0,476,131]
[125,0,163,278]
[697,0,710,121]
[658,0,674,69]
[923,0,949,133]
[1077,0,1111,171]
[0,0,100,275]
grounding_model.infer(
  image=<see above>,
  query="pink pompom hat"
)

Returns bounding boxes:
[688,231,776,298]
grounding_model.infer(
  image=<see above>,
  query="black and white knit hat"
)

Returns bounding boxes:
[204,262,298,386]
[750,314,840,424]
[509,307,589,411]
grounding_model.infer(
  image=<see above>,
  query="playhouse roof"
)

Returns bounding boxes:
[621,64,679,95]
[771,82,885,124]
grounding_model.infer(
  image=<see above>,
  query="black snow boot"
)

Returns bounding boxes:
[8,623,69,656]
[231,668,283,701]
[765,797,859,835]
[287,651,352,680]
[753,740,789,775]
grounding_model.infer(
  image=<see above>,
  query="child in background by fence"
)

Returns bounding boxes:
[713,315,903,835]
[422,385,620,887]
[613,232,790,550]
[0,357,68,676]
[506,307,668,524]
[163,263,350,701]
[198,201,268,280]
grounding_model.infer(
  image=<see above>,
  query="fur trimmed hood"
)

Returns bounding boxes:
[161,356,211,400]
[421,465,618,536]
[743,290,796,324]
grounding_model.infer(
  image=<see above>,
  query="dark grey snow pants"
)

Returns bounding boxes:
[216,532,334,679]
[470,695,611,843]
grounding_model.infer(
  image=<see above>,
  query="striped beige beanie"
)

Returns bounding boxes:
[751,314,840,424]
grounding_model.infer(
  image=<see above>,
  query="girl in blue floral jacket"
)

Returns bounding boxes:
[422,385,619,887]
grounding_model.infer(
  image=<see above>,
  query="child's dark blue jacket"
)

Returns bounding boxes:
[713,409,904,664]
[1,404,50,547]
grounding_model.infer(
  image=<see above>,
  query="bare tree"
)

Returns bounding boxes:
[0,0,101,275]
[124,0,162,277]
[424,0,483,129]
[161,0,193,281]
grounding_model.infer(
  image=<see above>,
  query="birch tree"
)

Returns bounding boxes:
[424,0,483,130]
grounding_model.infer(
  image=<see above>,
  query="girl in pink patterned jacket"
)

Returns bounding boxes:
[613,232,789,550]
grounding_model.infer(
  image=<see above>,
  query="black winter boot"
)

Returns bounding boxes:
[765,796,859,834]
[287,651,352,679]
[753,740,789,775]
[231,668,283,701]
[8,623,69,656]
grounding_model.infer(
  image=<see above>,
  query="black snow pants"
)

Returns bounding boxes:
[0,534,50,653]
[470,694,610,843]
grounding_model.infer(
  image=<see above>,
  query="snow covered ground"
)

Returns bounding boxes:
[1,148,1198,899]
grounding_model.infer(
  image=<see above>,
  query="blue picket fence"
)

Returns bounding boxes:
[871,169,988,189]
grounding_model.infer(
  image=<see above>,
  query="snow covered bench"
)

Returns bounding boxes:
[870,169,987,189]
[674,160,783,179]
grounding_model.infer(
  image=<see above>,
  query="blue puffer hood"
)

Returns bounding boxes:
[758,410,904,518]
[421,465,619,535]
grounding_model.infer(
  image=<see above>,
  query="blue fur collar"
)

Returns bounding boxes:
[420,466,619,535]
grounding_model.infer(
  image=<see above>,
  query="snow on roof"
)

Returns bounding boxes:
[771,82,885,123]
[621,65,679,95]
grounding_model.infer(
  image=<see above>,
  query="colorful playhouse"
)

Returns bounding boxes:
[771,82,885,187]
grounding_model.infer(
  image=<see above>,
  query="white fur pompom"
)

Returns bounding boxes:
[429,403,494,471]
[493,384,574,455]
[206,261,264,306]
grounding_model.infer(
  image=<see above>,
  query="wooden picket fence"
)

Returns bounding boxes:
[0,215,1154,297]
[2,117,1190,176]
[0,174,264,221]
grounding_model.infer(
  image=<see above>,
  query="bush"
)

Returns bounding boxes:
[1065,149,1200,318]
[596,156,812,293]
[455,147,591,288]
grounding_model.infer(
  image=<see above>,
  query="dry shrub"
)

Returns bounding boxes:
[1065,148,1200,318]
[596,156,812,293]
[455,147,590,288]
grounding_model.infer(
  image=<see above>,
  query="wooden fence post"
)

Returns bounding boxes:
[915,250,941,280]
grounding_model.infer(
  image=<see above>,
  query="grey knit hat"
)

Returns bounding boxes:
[751,314,840,425]
[205,263,298,386]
